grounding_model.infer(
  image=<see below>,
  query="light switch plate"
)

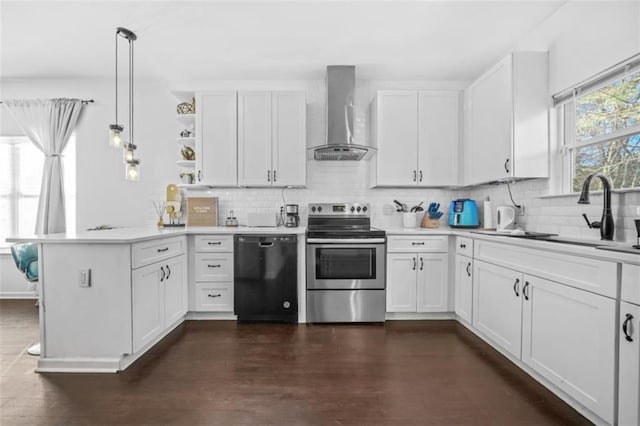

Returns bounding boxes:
[79,269,91,287]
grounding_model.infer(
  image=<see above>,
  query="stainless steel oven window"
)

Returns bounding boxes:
[314,247,376,280]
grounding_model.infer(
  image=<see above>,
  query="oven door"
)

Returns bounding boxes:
[306,240,385,290]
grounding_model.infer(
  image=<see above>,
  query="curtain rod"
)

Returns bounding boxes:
[0,99,94,105]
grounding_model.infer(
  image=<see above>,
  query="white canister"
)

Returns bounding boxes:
[403,212,417,228]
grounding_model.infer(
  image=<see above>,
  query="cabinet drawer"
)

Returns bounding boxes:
[622,263,640,305]
[194,253,233,282]
[193,282,233,312]
[387,235,448,253]
[474,239,617,298]
[132,236,186,269]
[194,235,233,252]
[456,236,473,257]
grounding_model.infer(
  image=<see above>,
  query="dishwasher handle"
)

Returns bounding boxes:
[259,241,274,248]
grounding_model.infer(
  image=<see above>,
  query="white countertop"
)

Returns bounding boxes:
[6,225,307,244]
[7,224,639,262]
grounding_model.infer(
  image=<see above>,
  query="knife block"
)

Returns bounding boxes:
[421,215,440,228]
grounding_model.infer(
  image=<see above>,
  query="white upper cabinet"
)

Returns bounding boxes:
[272,91,307,187]
[371,90,460,187]
[238,91,306,187]
[195,91,238,186]
[464,52,549,185]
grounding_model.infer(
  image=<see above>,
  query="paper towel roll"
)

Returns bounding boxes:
[483,198,493,229]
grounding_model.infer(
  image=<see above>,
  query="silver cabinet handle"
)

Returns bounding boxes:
[419,257,424,270]
[207,264,221,268]
[412,257,416,270]
[208,293,221,298]
[166,265,171,280]
[160,266,165,282]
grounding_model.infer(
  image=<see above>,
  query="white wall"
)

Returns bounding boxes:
[517,1,640,94]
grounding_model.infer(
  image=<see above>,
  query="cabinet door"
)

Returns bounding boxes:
[417,91,460,186]
[473,259,522,358]
[374,91,419,186]
[163,255,187,327]
[196,91,237,186]
[522,275,616,424]
[272,91,306,187]
[467,55,512,185]
[619,301,640,426]
[386,253,417,312]
[454,254,473,324]
[238,91,273,186]
[132,264,163,353]
[416,253,448,312]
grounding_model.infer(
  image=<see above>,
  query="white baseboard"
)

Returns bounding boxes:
[0,292,37,299]
[385,312,455,321]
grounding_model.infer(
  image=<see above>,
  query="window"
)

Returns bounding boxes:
[0,135,75,247]
[561,68,640,192]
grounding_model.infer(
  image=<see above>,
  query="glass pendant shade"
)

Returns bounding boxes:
[109,124,124,148]
[125,159,140,181]
[123,143,137,163]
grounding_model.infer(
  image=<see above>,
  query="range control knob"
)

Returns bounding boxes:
[311,206,316,212]
[350,206,355,212]
[363,206,368,212]
[357,206,362,212]
[318,206,323,212]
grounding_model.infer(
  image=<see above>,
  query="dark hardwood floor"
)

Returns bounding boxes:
[0,299,590,425]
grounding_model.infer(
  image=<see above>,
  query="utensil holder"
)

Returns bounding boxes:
[421,216,440,228]
[402,212,417,228]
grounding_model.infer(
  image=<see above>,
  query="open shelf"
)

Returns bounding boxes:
[176,114,195,125]
[176,160,196,168]
[176,137,195,146]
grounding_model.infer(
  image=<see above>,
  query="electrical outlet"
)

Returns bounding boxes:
[517,205,525,216]
[79,269,91,288]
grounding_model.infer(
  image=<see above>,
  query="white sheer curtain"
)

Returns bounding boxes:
[3,98,84,234]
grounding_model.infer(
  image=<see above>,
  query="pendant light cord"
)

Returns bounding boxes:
[114,32,118,125]
[129,38,134,144]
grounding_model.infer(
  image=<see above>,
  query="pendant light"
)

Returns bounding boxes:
[108,27,140,180]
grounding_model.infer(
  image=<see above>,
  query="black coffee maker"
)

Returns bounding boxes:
[285,204,299,228]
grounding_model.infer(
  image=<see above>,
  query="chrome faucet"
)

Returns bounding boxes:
[578,172,614,241]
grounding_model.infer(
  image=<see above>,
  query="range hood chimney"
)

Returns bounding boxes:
[309,65,374,161]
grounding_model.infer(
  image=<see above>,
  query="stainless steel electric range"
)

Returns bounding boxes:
[306,203,386,323]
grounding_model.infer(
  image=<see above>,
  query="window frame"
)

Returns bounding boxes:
[559,65,640,194]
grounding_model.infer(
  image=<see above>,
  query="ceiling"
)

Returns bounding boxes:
[1,1,567,84]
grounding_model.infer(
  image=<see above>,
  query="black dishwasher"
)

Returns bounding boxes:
[234,235,298,323]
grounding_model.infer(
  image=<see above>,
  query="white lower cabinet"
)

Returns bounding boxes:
[619,262,640,426]
[473,260,522,358]
[454,253,473,324]
[522,275,615,424]
[472,253,616,424]
[132,254,187,353]
[191,235,234,312]
[386,237,448,313]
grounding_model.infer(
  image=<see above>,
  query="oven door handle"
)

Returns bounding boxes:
[306,238,386,244]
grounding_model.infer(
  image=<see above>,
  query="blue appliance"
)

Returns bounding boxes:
[448,199,479,228]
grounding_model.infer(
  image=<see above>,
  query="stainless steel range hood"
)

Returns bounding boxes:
[309,65,374,161]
